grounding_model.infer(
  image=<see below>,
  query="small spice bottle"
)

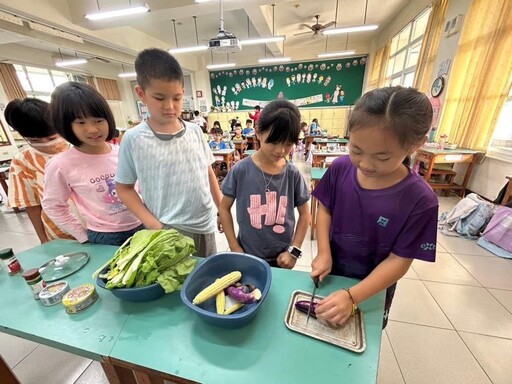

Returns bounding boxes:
[22,268,46,300]
[0,248,23,275]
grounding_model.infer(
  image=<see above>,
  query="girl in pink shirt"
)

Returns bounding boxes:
[42,82,143,245]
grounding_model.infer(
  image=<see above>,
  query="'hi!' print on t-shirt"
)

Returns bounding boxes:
[247,192,288,233]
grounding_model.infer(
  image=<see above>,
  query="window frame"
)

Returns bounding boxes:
[487,87,512,163]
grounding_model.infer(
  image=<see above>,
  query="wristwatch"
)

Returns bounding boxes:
[287,246,303,259]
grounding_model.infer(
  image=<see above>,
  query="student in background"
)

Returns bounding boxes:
[193,110,207,133]
[310,118,321,135]
[311,86,438,329]
[42,82,144,245]
[5,98,74,243]
[219,100,310,269]
[116,48,222,257]
[242,119,255,136]
[209,127,229,150]
[232,123,244,140]
[248,105,261,125]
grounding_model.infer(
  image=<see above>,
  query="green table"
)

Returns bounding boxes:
[313,138,349,145]
[0,240,385,384]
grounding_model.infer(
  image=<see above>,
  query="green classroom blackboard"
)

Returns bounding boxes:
[209,56,367,111]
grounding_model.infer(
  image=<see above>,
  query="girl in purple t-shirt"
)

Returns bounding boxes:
[312,86,438,329]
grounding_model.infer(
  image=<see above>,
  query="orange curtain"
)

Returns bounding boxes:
[437,0,512,150]
[0,63,26,100]
[366,42,390,91]
[85,76,97,90]
[96,77,121,101]
[413,0,450,93]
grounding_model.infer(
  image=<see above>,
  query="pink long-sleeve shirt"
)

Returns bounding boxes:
[42,145,141,243]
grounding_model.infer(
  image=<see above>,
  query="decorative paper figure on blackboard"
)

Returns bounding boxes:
[268,79,274,90]
[336,63,342,70]
[251,78,257,87]
[313,73,318,81]
[318,75,324,84]
[246,70,250,75]
[339,87,345,104]
[360,58,367,65]
[257,77,262,87]
[213,87,218,95]
[222,86,227,96]
[286,67,290,72]
[291,74,296,84]
[296,73,301,83]
[239,70,244,75]
[320,63,326,70]
[298,63,303,69]
[235,83,242,93]
[221,96,225,105]
[326,93,331,103]
[273,66,278,71]
[353,60,358,66]
[332,85,341,103]
[235,101,240,109]
[251,69,257,75]
[262,78,267,88]
[307,73,312,83]
[286,77,291,87]
[215,95,220,106]
[231,86,237,95]
[302,73,306,83]
[278,91,284,99]
[210,73,215,79]
[308,64,314,71]
[324,76,331,87]
[345,62,351,68]
[279,65,284,72]
[246,78,251,88]
[216,85,222,94]
[241,82,246,90]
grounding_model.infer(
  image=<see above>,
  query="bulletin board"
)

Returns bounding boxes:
[209,56,367,111]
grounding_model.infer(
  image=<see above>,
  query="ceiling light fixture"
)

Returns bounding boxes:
[169,17,208,54]
[55,49,87,67]
[317,50,356,58]
[85,1,150,21]
[322,0,378,35]
[240,35,286,46]
[258,57,291,64]
[257,5,291,64]
[118,64,136,78]
[206,63,237,69]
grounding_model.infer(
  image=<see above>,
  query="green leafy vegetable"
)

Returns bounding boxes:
[92,229,197,294]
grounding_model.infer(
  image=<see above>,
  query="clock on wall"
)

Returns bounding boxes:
[431,76,445,98]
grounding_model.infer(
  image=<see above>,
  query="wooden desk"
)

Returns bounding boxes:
[310,167,328,240]
[413,147,481,197]
[242,149,256,158]
[312,138,348,148]
[245,136,260,150]
[312,149,350,167]
[501,176,512,205]
[212,148,236,171]
[232,139,247,157]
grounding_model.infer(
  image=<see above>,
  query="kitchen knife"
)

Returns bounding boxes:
[306,276,320,324]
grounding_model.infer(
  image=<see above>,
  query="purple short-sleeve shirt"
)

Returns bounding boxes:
[313,156,438,280]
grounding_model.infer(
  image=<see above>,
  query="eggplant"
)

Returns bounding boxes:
[226,285,262,303]
[295,300,318,318]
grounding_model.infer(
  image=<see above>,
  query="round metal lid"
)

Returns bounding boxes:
[38,252,90,282]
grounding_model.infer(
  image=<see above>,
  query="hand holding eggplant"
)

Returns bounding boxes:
[277,250,297,269]
[315,289,354,326]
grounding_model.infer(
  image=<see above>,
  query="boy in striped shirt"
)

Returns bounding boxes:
[6,98,75,243]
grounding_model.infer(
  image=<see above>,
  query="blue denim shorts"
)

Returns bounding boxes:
[87,224,145,246]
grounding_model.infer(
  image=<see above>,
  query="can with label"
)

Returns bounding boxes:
[39,281,70,306]
[62,283,99,314]
[22,268,46,300]
[0,248,23,275]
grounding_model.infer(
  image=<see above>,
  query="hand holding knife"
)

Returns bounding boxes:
[306,276,320,324]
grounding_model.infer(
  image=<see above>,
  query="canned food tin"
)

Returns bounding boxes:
[62,283,98,314]
[39,281,70,306]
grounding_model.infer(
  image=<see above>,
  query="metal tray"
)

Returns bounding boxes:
[284,290,366,353]
[38,252,90,283]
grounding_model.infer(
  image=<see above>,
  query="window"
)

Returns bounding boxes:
[14,64,70,101]
[386,8,431,86]
[487,84,512,162]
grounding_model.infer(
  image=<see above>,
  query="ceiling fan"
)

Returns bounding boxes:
[293,15,336,37]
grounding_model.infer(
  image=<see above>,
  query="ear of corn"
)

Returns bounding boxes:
[216,290,225,314]
[224,302,244,315]
[193,271,242,305]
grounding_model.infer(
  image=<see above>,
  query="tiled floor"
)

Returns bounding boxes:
[1,155,512,383]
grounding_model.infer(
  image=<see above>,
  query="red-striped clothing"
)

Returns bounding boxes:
[8,147,75,240]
